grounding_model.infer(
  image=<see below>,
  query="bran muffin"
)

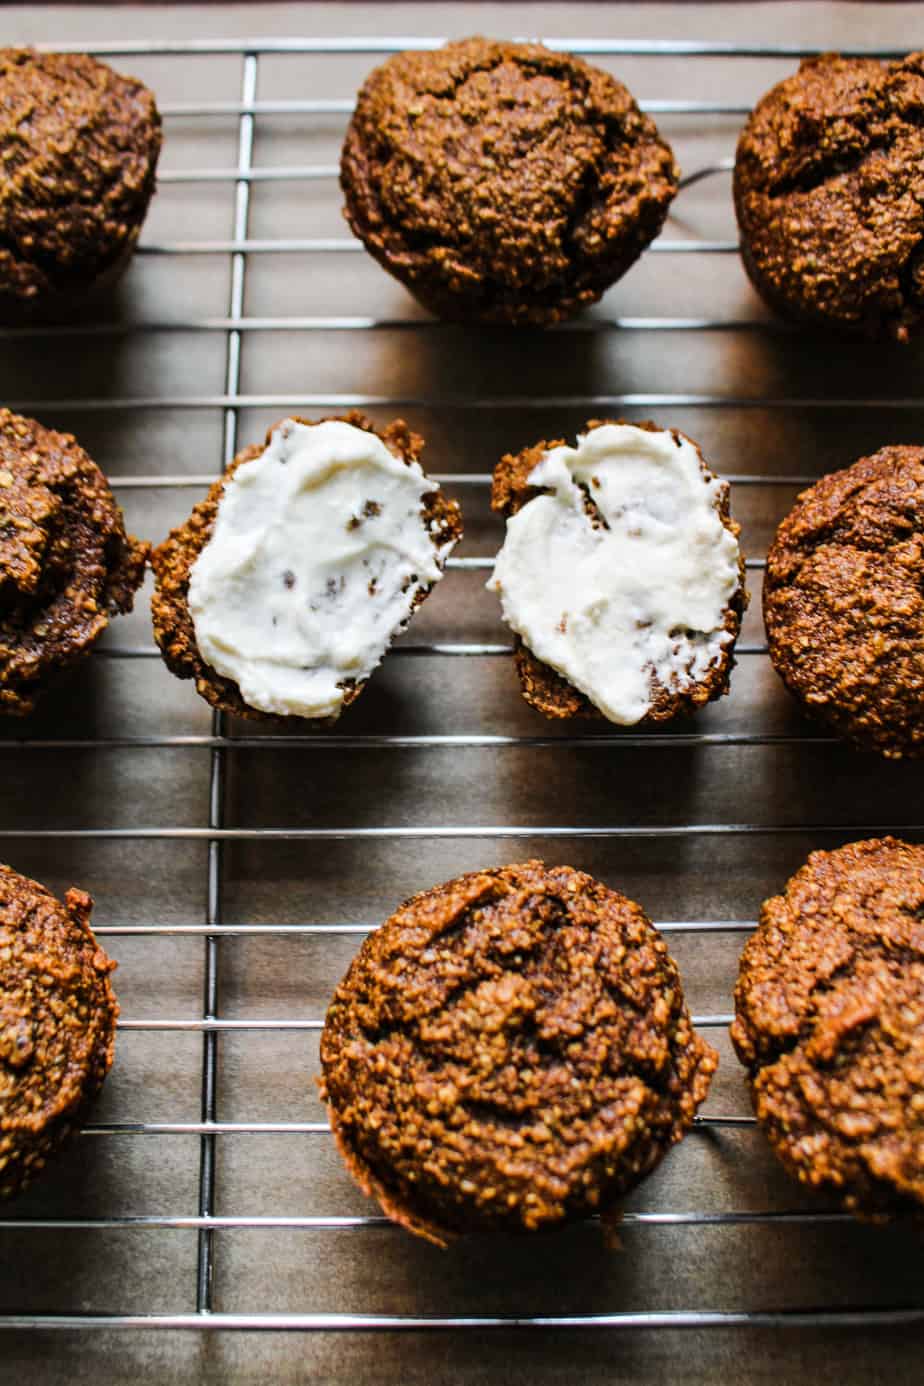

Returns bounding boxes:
[763,446,924,759]
[341,37,679,326]
[0,864,118,1200]
[732,838,924,1220]
[0,49,162,321]
[0,408,150,716]
[734,52,924,341]
[151,412,462,723]
[320,861,717,1246]
[488,420,747,725]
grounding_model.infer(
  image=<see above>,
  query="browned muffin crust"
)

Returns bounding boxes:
[0,409,150,716]
[0,49,162,320]
[320,861,717,1246]
[490,419,748,723]
[0,864,118,1200]
[734,52,924,341]
[732,838,924,1220]
[341,37,678,326]
[151,412,462,723]
[764,446,924,759]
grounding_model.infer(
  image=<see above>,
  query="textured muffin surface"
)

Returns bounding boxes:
[0,864,118,1199]
[151,413,461,723]
[0,48,161,315]
[320,861,716,1245]
[0,408,150,716]
[734,52,924,340]
[732,838,924,1219]
[490,420,747,724]
[763,446,924,758]
[341,37,678,325]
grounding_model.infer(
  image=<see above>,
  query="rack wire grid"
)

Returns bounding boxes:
[1,31,923,1342]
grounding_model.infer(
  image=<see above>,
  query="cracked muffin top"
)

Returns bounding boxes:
[732,838,924,1219]
[341,37,679,325]
[763,445,924,759]
[735,52,924,340]
[0,408,150,716]
[0,48,161,317]
[320,860,716,1245]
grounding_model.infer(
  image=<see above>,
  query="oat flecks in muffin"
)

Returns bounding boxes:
[0,409,150,716]
[763,445,924,759]
[320,861,717,1246]
[0,864,118,1200]
[341,37,679,326]
[732,838,924,1220]
[489,420,747,724]
[734,51,924,341]
[151,412,462,724]
[0,49,162,319]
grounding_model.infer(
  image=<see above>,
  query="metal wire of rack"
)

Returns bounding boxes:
[1,33,923,1340]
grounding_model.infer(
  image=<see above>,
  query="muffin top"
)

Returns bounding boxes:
[0,48,162,309]
[0,409,150,716]
[320,861,716,1245]
[734,52,924,340]
[341,37,678,324]
[732,838,924,1218]
[763,445,924,758]
[489,420,746,724]
[0,864,118,1200]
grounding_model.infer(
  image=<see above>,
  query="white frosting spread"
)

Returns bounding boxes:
[487,423,741,725]
[188,419,455,718]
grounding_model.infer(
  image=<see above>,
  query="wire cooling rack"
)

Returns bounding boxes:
[0,33,923,1340]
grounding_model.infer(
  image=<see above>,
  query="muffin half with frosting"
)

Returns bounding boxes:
[151,413,462,722]
[488,420,746,724]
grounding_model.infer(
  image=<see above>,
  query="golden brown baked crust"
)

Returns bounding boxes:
[0,49,162,320]
[490,419,748,723]
[150,412,463,724]
[763,446,924,759]
[0,408,150,716]
[0,864,118,1200]
[341,37,678,326]
[320,860,717,1246]
[732,838,924,1220]
[734,52,924,341]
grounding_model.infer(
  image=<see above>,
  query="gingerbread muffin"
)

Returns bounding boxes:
[734,52,924,341]
[488,420,746,724]
[0,409,150,716]
[320,861,717,1246]
[0,864,118,1200]
[341,37,678,326]
[151,413,462,723]
[0,49,162,321]
[763,446,924,759]
[732,838,924,1221]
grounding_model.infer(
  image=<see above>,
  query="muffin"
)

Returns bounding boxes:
[734,52,924,341]
[0,49,162,321]
[0,408,150,716]
[487,420,746,724]
[763,446,924,759]
[320,861,717,1246]
[0,864,118,1200]
[151,412,462,722]
[341,37,678,326]
[732,838,924,1220]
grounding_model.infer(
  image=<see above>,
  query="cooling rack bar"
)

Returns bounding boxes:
[153,99,750,118]
[0,1211,854,1231]
[2,1308,922,1332]
[15,393,924,412]
[132,237,736,255]
[2,825,917,841]
[0,730,831,751]
[79,1115,754,1136]
[112,1014,733,1031]
[36,37,911,57]
[100,472,811,487]
[90,920,757,938]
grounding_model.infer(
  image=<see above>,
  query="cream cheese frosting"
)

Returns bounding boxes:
[188,419,455,718]
[487,423,741,725]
